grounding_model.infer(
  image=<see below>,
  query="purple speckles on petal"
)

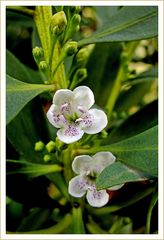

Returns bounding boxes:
[53,114,67,126]
[64,125,80,137]
[82,113,93,128]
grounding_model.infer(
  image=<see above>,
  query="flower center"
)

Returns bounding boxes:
[86,171,97,182]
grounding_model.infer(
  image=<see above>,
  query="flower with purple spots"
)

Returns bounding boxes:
[46,86,108,144]
[68,152,124,207]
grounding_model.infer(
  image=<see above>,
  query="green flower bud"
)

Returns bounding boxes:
[75,47,89,66]
[32,47,44,63]
[39,61,48,71]
[43,154,51,162]
[34,141,45,152]
[50,11,67,36]
[46,141,56,153]
[72,14,81,25]
[100,130,108,139]
[64,41,78,56]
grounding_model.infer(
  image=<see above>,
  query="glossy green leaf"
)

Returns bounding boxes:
[78,6,158,46]
[96,161,149,190]
[7,99,50,162]
[85,126,158,179]
[7,160,62,178]
[106,100,158,144]
[6,50,42,84]
[6,75,54,124]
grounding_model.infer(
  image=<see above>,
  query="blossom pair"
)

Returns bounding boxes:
[47,86,107,144]
[68,151,124,207]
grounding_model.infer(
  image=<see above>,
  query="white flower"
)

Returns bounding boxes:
[47,86,108,144]
[68,152,124,207]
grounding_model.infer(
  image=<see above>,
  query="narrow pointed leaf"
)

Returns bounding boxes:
[78,6,158,46]
[7,160,62,178]
[96,161,149,190]
[6,75,54,124]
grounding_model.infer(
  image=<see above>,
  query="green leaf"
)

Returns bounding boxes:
[78,6,158,46]
[7,160,62,178]
[6,50,42,84]
[84,42,122,107]
[83,126,158,179]
[6,75,54,124]
[106,126,157,177]
[17,208,51,231]
[106,100,158,144]
[34,6,52,63]
[7,99,50,162]
[96,161,149,190]
[108,216,133,234]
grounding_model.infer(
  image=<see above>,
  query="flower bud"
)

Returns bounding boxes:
[75,47,89,66]
[43,154,51,162]
[32,46,44,63]
[34,141,45,152]
[72,14,81,25]
[64,41,78,56]
[46,141,56,153]
[39,61,48,71]
[50,11,67,36]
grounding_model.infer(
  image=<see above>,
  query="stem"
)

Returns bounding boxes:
[105,41,139,120]
[145,191,158,233]
[7,213,72,234]
[7,6,34,16]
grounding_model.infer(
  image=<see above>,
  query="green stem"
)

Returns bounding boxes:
[105,41,139,120]
[7,213,72,234]
[145,191,158,233]
[72,207,85,233]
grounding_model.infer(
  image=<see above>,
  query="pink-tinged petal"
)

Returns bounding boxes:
[73,86,95,109]
[53,89,74,106]
[82,108,108,134]
[46,104,67,128]
[68,175,89,198]
[72,155,93,174]
[86,187,109,207]
[57,124,84,144]
[108,184,124,191]
[92,152,116,174]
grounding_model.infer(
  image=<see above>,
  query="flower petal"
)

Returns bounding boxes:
[68,175,89,198]
[82,108,108,134]
[57,124,84,144]
[73,86,95,109]
[86,187,109,207]
[46,104,67,128]
[53,89,74,106]
[92,151,116,174]
[72,155,93,174]
[108,184,124,191]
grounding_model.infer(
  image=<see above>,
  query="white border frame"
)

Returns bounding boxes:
[1,1,163,240]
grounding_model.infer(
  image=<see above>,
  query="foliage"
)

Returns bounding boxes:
[6,5,158,235]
